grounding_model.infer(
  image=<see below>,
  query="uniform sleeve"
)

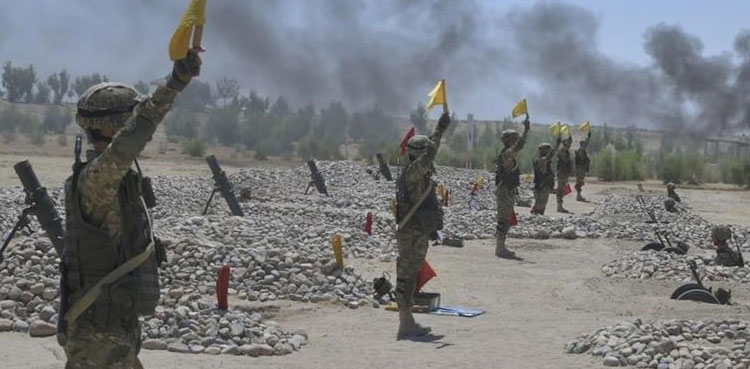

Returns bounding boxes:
[77,85,179,227]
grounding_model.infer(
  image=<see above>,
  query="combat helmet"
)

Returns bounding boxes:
[406,135,434,158]
[538,142,551,152]
[666,182,676,190]
[711,225,732,244]
[501,129,519,145]
[76,82,143,132]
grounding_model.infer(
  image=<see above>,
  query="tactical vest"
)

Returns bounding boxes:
[533,157,554,190]
[62,162,163,330]
[557,149,572,175]
[495,149,521,189]
[395,168,443,235]
[575,149,590,173]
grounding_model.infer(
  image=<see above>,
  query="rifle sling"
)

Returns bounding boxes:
[64,242,155,325]
[398,183,435,230]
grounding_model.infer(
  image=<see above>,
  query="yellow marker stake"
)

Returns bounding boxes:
[331,234,344,269]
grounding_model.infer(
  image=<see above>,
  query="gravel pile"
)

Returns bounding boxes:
[601,251,750,283]
[566,319,750,368]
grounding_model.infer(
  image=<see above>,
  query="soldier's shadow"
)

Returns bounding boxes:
[397,333,448,345]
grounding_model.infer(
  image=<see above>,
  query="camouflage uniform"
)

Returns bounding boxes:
[666,183,681,203]
[532,141,560,215]
[395,113,450,337]
[495,122,529,257]
[712,226,741,267]
[574,132,591,202]
[555,137,573,213]
[62,53,200,368]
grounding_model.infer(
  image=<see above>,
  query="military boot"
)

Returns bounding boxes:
[576,191,587,202]
[397,308,431,338]
[557,202,571,213]
[495,236,516,258]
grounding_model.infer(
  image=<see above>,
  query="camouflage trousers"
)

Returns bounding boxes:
[64,320,142,369]
[395,229,430,308]
[533,186,552,215]
[574,171,586,192]
[495,186,515,240]
[556,176,570,204]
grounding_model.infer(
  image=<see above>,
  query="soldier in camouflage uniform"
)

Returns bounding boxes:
[395,113,450,338]
[61,51,201,368]
[666,182,681,203]
[712,226,742,267]
[574,131,592,202]
[494,118,530,258]
[532,137,561,215]
[555,136,574,213]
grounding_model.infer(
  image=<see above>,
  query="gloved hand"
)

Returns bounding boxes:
[587,131,592,139]
[437,112,451,130]
[167,50,202,91]
[556,135,562,146]
[523,117,530,132]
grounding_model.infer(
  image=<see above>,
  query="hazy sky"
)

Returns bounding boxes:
[0,0,748,131]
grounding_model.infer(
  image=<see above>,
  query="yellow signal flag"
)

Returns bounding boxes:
[550,121,562,137]
[560,124,570,137]
[169,0,207,61]
[475,176,486,189]
[331,233,344,269]
[511,98,528,118]
[437,183,446,200]
[523,173,533,182]
[426,79,448,113]
[579,121,591,133]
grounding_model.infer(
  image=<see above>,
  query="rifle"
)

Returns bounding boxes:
[636,195,672,248]
[203,155,244,216]
[305,160,329,196]
[1,161,66,264]
[732,231,746,267]
[376,153,393,181]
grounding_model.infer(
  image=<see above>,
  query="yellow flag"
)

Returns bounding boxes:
[426,79,447,112]
[511,98,527,118]
[169,0,207,61]
[561,124,570,137]
[331,234,344,268]
[579,121,591,133]
[550,121,562,137]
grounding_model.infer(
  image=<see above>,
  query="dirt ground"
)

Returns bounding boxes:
[2,152,750,368]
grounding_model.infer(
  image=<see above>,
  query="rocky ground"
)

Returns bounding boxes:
[565,319,750,368]
[2,159,750,367]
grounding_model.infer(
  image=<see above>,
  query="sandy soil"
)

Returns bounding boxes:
[1,156,749,368]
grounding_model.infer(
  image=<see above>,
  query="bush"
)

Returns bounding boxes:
[660,153,686,184]
[181,138,205,157]
[254,145,268,160]
[165,108,198,140]
[297,136,343,160]
[43,105,72,134]
[593,147,615,181]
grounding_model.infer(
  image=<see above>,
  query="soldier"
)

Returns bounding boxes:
[555,135,574,213]
[574,131,592,202]
[711,226,742,267]
[395,112,450,338]
[666,182,681,203]
[664,198,679,213]
[60,51,201,368]
[532,137,562,215]
[494,117,530,258]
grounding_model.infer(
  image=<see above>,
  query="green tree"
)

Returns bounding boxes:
[2,62,36,103]
[72,73,109,96]
[174,79,214,111]
[34,81,51,104]
[205,106,240,146]
[409,103,427,134]
[317,101,348,145]
[164,107,198,140]
[42,105,72,133]
[47,70,70,104]
[133,80,150,95]
[215,77,239,108]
